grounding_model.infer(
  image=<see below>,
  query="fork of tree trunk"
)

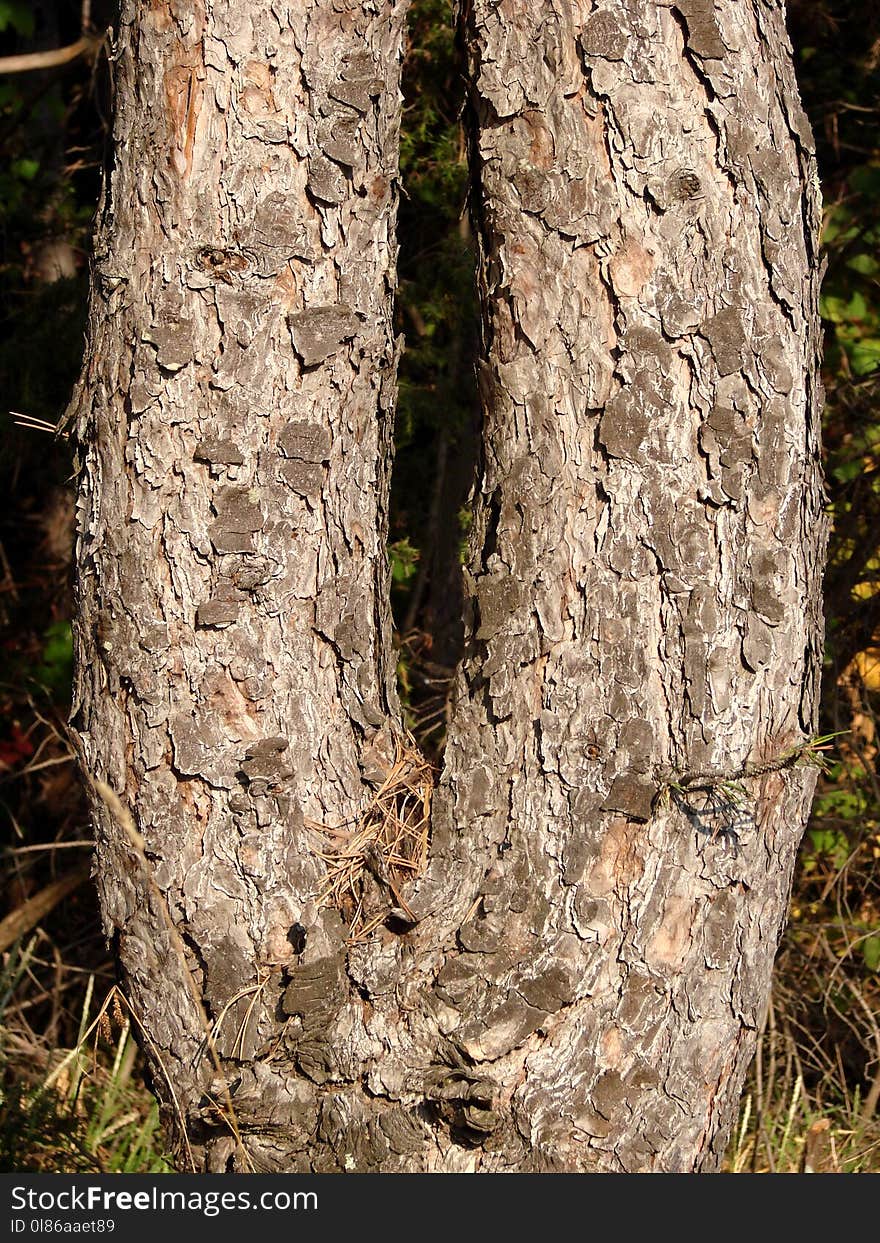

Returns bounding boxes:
[69,1,826,1172]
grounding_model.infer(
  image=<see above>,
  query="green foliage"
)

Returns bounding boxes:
[819,162,880,381]
[811,779,865,823]
[0,3,96,439]
[0,949,171,1173]
[862,933,880,973]
[769,0,880,1103]
[399,0,467,217]
[9,155,39,181]
[790,2,880,732]
[31,620,73,700]
[0,1069,171,1175]
[804,825,852,871]
[0,1,34,36]
[0,0,878,1176]
[389,537,420,585]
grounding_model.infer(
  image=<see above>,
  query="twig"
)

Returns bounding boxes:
[655,733,845,807]
[0,34,103,76]
[4,840,93,855]
[0,865,90,953]
[9,411,58,434]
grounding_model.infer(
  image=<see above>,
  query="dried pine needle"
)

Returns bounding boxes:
[309,733,433,941]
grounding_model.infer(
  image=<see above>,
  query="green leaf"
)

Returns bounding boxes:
[849,337,880,376]
[846,253,880,276]
[862,934,880,973]
[849,165,880,197]
[832,459,865,483]
[805,826,852,869]
[820,295,847,323]
[32,621,74,699]
[389,538,420,584]
[826,224,861,246]
[10,158,39,182]
[822,211,851,245]
[846,291,868,321]
[0,1,35,36]
[820,292,869,324]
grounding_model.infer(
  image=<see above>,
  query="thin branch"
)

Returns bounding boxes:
[0,34,102,76]
[0,865,90,953]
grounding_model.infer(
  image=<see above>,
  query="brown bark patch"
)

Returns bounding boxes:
[645,892,695,969]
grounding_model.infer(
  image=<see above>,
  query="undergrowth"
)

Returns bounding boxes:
[0,940,170,1173]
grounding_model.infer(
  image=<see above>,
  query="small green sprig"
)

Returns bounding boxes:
[654,732,849,811]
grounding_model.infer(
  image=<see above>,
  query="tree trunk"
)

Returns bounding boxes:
[435,0,826,1170]
[70,0,826,1173]
[70,0,413,1171]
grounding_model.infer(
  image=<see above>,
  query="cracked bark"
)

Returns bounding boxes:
[71,0,826,1172]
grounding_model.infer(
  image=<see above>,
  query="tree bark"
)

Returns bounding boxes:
[70,0,413,1171]
[70,0,826,1173]
[434,0,826,1170]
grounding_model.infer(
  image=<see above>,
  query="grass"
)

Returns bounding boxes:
[729,1023,880,1172]
[0,939,171,1173]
